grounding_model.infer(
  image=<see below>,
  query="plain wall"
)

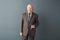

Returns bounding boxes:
[0,0,60,40]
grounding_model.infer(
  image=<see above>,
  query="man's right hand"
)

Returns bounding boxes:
[20,32,22,36]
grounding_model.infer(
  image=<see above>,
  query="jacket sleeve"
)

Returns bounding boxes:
[21,14,24,33]
[35,15,39,27]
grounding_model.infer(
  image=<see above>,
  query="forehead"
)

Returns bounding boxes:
[27,4,33,8]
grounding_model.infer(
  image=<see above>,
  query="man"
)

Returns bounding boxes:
[20,4,39,40]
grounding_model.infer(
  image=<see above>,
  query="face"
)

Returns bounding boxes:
[27,4,33,13]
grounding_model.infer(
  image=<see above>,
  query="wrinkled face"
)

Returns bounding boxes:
[27,4,33,13]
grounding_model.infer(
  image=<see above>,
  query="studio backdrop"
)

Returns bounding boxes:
[0,0,60,40]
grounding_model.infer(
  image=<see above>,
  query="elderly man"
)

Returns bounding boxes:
[20,4,39,40]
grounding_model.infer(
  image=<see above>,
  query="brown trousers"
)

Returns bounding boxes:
[23,31,35,40]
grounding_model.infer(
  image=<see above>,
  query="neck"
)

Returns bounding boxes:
[28,11,32,13]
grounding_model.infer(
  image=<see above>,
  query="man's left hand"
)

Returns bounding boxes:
[31,25,35,29]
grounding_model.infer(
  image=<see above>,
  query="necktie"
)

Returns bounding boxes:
[28,13,30,22]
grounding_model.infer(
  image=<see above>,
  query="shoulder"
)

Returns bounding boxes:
[33,12,38,17]
[22,12,26,16]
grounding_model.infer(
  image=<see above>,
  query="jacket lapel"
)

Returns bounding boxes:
[25,12,34,22]
[30,12,33,22]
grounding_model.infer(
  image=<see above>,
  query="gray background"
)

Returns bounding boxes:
[0,0,60,40]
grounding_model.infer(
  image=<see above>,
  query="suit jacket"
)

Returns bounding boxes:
[21,12,39,37]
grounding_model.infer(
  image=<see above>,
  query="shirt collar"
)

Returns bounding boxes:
[28,12,32,17]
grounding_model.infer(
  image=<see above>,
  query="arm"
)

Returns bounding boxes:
[35,15,39,27]
[21,17,23,33]
[20,14,24,36]
[31,14,39,29]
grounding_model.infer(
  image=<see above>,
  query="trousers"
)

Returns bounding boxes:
[23,31,35,40]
